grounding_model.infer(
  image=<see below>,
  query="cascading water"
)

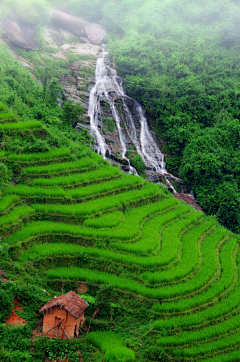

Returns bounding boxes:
[88,49,167,176]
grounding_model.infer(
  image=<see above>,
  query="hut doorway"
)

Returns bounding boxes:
[74,324,77,338]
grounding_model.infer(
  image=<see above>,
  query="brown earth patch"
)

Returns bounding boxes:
[6,298,27,326]
[0,268,8,283]
[174,193,203,212]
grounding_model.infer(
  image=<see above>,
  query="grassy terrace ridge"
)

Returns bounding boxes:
[0,120,42,130]
[1,103,240,362]
[0,112,17,123]
[87,331,135,362]
[31,165,122,187]
[0,195,20,213]
[7,147,72,161]
[0,206,35,227]
[23,158,98,174]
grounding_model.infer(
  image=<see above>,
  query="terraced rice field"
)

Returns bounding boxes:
[1,110,240,361]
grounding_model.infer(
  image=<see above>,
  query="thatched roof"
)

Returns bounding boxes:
[39,291,88,319]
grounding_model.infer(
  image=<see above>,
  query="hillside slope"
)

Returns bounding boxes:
[0,100,240,362]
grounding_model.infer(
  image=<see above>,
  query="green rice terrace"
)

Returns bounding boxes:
[1,101,240,362]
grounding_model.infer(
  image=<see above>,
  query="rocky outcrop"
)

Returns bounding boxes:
[1,19,39,50]
[50,9,89,37]
[174,193,203,212]
[50,9,107,45]
[1,9,106,50]
[85,23,107,45]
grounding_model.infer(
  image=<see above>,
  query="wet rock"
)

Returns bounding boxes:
[174,193,203,212]
[44,27,64,47]
[1,19,39,50]
[85,23,107,45]
[50,9,89,37]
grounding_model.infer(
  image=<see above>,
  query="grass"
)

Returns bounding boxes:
[84,211,124,228]
[0,112,17,122]
[1,104,238,362]
[5,175,142,199]
[157,303,240,347]
[0,195,20,213]
[137,211,201,260]
[87,331,135,362]
[0,206,35,227]
[66,174,143,198]
[32,165,121,186]
[0,101,5,111]
[8,147,71,161]
[23,158,97,174]
[153,229,232,312]
[32,183,161,216]
[144,221,213,283]
[0,120,42,130]
[150,228,227,300]
[45,266,191,299]
[5,186,66,197]
[111,204,190,252]
[173,329,240,357]
[19,211,201,267]
[155,239,238,330]
[201,350,240,361]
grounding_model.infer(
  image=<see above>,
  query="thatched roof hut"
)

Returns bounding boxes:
[40,291,88,339]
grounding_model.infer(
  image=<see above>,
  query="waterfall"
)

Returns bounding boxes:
[88,49,167,175]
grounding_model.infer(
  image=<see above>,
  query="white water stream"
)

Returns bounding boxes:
[88,50,167,175]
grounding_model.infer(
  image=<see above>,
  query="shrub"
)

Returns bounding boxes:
[0,112,16,122]
[129,155,146,174]
[0,289,13,322]
[0,163,11,190]
[0,102,5,111]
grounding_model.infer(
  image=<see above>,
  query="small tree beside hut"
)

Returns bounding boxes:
[39,291,88,339]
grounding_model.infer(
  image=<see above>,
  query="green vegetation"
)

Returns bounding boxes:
[24,158,97,175]
[0,120,42,131]
[58,0,240,233]
[1,98,240,362]
[32,165,121,186]
[1,2,240,360]
[129,154,146,175]
[5,185,66,197]
[87,331,135,362]
[8,147,72,161]
[0,195,20,213]
[1,0,50,26]
[0,112,16,122]
[0,206,35,227]
[0,102,5,111]
[144,221,213,283]
[84,211,123,228]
